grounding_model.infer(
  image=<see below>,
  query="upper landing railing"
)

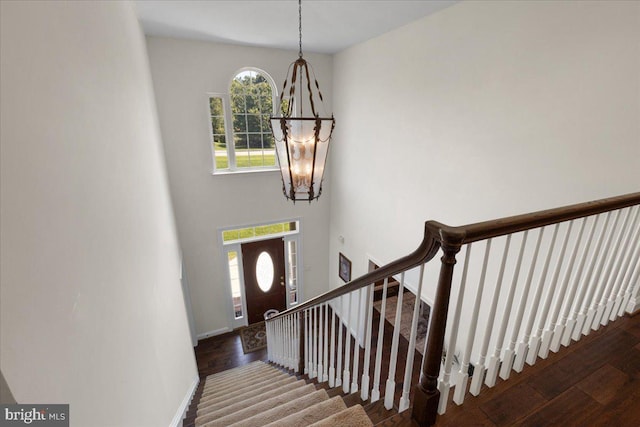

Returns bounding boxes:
[266,192,640,426]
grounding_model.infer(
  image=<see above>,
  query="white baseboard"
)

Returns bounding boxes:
[197,327,231,342]
[169,374,199,427]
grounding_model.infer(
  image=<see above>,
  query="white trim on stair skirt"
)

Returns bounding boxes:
[170,374,200,427]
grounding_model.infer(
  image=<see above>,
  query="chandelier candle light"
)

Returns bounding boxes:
[270,0,335,202]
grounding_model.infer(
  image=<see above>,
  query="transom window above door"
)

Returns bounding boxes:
[209,68,279,174]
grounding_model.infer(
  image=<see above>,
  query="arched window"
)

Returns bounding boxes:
[209,68,278,172]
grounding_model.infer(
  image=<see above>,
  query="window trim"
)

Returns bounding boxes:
[209,67,280,175]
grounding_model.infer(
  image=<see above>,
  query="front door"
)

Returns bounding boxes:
[241,237,287,324]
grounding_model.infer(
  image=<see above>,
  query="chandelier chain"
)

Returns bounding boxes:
[298,0,303,58]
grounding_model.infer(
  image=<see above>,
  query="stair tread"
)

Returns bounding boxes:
[224,389,329,427]
[200,369,286,400]
[200,376,298,411]
[262,396,347,427]
[198,383,318,427]
[308,404,373,427]
[196,378,305,421]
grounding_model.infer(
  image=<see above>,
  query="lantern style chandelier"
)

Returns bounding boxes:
[270,0,335,202]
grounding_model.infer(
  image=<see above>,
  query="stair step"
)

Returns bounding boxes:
[196,377,298,413]
[196,378,306,420]
[308,404,373,426]
[263,395,347,427]
[224,389,329,427]
[200,369,286,400]
[198,383,318,427]
[203,361,267,383]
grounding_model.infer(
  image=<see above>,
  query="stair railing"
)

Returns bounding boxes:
[266,192,640,426]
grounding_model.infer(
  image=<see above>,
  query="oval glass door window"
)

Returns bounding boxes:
[256,251,275,292]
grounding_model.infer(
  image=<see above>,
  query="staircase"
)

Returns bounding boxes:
[184,192,640,426]
[265,192,640,426]
[193,361,373,426]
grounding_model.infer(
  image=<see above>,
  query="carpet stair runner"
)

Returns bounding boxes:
[193,361,373,427]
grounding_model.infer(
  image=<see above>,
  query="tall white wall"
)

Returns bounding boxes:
[145,37,333,338]
[329,0,640,302]
[0,2,198,426]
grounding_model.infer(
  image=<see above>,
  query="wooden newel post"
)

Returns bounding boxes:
[412,243,460,426]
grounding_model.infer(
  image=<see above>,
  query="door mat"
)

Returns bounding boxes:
[239,321,268,354]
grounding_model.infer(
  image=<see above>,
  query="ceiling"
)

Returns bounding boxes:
[134,1,458,54]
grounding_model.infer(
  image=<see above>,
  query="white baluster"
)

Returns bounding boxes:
[266,320,271,361]
[399,264,426,412]
[279,317,284,366]
[561,215,600,345]
[583,210,622,335]
[523,224,560,365]
[470,236,512,395]
[343,292,352,394]
[573,212,612,341]
[623,256,640,314]
[275,318,281,366]
[454,240,491,405]
[311,306,317,378]
[283,316,288,368]
[361,284,374,401]
[305,309,311,375]
[329,300,337,387]
[439,245,471,414]
[273,318,278,365]
[508,227,548,374]
[384,272,405,410]
[295,312,300,372]
[617,212,640,317]
[351,288,363,393]
[610,207,640,319]
[371,278,389,403]
[562,216,600,345]
[538,222,574,359]
[595,208,633,327]
[336,295,344,388]
[318,303,324,381]
[549,220,586,353]
[486,232,527,387]
[551,218,590,351]
[290,314,296,370]
[323,303,329,382]
[619,227,640,316]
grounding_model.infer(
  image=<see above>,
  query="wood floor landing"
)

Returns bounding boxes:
[435,312,640,427]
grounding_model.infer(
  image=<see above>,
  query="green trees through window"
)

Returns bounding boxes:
[210,69,277,171]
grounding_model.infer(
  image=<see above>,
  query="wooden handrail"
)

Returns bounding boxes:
[427,192,640,247]
[268,226,441,321]
[269,192,640,322]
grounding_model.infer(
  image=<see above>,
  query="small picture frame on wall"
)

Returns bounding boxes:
[339,252,352,283]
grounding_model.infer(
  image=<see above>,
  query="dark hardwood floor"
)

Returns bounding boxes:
[434,312,640,427]
[184,310,640,426]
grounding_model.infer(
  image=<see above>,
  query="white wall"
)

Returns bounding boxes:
[145,37,333,338]
[329,0,640,303]
[0,2,198,426]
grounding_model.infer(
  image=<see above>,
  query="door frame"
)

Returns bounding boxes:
[219,218,303,329]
